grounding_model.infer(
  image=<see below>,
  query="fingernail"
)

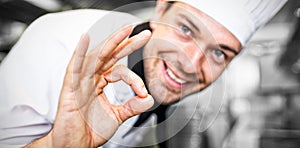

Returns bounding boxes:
[140,85,148,95]
[77,33,85,47]
[135,85,148,97]
[141,30,151,37]
[140,95,154,104]
[80,33,86,40]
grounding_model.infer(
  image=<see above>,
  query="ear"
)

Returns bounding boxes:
[150,0,168,30]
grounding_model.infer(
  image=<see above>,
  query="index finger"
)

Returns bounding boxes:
[94,25,134,73]
[104,65,148,98]
[64,34,90,89]
[99,30,151,73]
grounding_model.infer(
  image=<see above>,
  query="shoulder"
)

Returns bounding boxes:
[24,9,123,40]
[30,9,140,35]
[27,9,141,51]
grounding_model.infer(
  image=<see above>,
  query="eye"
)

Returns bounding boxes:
[180,24,192,36]
[213,49,224,57]
[212,49,226,63]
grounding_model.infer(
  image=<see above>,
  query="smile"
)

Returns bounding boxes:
[163,61,189,90]
[166,68,187,84]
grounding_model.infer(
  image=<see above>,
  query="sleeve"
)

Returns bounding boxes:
[0,9,106,146]
[0,12,73,146]
[0,9,141,147]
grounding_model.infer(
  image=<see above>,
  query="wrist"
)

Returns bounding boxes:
[23,130,53,148]
[44,130,53,148]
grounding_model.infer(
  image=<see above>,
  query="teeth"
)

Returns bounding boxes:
[166,68,187,84]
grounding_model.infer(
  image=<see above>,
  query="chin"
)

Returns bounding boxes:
[151,91,180,105]
[155,97,176,105]
[147,80,192,105]
[156,97,173,105]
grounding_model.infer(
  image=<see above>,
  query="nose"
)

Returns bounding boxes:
[178,44,206,74]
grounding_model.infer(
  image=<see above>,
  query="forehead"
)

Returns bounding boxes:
[165,2,223,27]
[161,2,242,50]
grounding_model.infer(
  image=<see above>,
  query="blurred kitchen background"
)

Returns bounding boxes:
[0,0,300,148]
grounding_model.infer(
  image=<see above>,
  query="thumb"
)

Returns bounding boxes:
[118,95,154,122]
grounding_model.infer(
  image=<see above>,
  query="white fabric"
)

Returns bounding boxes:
[174,0,287,46]
[0,9,156,147]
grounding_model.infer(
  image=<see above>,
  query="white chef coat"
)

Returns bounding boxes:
[0,9,156,147]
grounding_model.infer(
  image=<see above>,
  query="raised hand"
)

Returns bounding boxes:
[25,26,153,148]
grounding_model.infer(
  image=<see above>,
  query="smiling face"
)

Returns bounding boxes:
[142,1,242,104]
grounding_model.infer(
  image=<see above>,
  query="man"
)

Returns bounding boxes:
[0,0,287,147]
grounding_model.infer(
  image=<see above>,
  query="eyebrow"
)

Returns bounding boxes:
[178,13,239,55]
[219,44,239,55]
[178,14,201,34]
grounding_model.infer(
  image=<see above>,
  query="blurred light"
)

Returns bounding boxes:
[226,55,260,99]
[231,98,251,117]
[291,59,300,74]
[0,52,6,62]
[247,23,293,57]
[24,0,61,11]
[247,40,282,56]
[295,8,300,17]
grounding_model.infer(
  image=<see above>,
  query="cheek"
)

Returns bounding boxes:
[143,58,162,83]
[202,60,226,84]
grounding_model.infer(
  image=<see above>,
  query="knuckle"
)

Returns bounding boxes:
[115,64,126,70]
[111,54,119,64]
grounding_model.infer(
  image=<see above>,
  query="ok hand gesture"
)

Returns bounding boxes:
[25,26,154,148]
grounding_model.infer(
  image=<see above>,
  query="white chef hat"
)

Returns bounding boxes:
[172,0,287,46]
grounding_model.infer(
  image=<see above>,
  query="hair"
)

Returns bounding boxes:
[164,1,175,13]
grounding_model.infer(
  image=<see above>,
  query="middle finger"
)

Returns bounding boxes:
[100,29,151,73]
